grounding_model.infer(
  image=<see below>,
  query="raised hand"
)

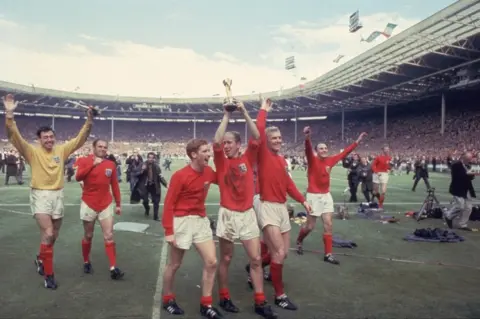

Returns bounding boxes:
[2,94,18,111]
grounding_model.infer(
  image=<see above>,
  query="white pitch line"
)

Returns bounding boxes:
[0,202,465,207]
[0,207,31,216]
[151,239,168,319]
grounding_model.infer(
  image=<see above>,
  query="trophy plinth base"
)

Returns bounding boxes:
[223,103,237,112]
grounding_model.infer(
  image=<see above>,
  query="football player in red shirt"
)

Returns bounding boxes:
[212,101,276,318]
[372,146,392,208]
[75,139,124,279]
[255,98,311,311]
[161,139,223,319]
[296,127,366,264]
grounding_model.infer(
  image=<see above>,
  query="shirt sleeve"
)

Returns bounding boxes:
[75,157,95,181]
[286,175,306,203]
[245,139,260,167]
[61,120,92,159]
[5,118,34,162]
[110,164,121,207]
[330,142,358,164]
[162,172,183,236]
[213,143,225,174]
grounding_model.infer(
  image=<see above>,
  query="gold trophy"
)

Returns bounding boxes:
[222,78,238,112]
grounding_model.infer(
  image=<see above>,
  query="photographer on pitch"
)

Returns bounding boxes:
[343,153,360,202]
[412,155,431,191]
[358,156,374,203]
[444,152,476,231]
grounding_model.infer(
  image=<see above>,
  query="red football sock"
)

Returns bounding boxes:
[260,241,268,255]
[219,288,230,300]
[200,295,213,306]
[254,292,266,305]
[379,194,385,207]
[297,227,311,244]
[261,252,271,267]
[323,233,333,255]
[162,294,175,303]
[40,243,54,276]
[81,239,92,263]
[104,241,116,268]
[269,262,284,297]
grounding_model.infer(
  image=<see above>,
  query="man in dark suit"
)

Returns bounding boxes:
[444,152,476,231]
[412,155,431,191]
[130,152,167,221]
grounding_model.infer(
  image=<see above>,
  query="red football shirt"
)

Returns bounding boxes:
[256,110,305,204]
[75,155,121,212]
[372,155,391,173]
[162,165,217,236]
[305,139,358,194]
[213,139,259,212]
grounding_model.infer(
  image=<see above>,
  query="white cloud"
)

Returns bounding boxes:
[0,17,19,28]
[265,12,420,81]
[0,12,420,98]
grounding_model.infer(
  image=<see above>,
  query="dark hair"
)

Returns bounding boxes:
[36,126,55,138]
[225,131,241,143]
[93,139,108,147]
[147,152,156,158]
[186,138,208,159]
[105,154,116,162]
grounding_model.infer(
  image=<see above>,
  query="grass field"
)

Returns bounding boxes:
[1,161,479,319]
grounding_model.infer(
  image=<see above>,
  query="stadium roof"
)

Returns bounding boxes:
[1,0,480,120]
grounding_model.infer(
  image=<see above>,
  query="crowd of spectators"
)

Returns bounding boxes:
[0,100,478,162]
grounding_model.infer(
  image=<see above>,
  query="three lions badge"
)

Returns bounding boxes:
[105,169,112,177]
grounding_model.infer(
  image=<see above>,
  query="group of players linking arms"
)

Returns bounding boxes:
[161,98,312,319]
[3,94,123,290]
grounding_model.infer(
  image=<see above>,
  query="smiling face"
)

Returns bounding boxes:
[266,126,282,153]
[223,131,241,158]
[93,140,108,158]
[186,139,210,169]
[38,130,56,151]
[316,143,328,158]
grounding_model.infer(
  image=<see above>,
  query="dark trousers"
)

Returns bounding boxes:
[412,175,431,190]
[348,176,359,202]
[361,181,373,202]
[143,183,161,220]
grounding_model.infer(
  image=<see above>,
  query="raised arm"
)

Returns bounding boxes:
[303,126,315,163]
[3,95,34,161]
[62,109,94,158]
[213,112,230,145]
[237,101,259,140]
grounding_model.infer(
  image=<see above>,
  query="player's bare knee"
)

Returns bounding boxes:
[220,252,232,265]
[84,232,94,241]
[168,261,182,272]
[203,257,217,271]
[272,248,286,261]
[249,254,262,268]
[42,229,55,244]
[103,232,114,242]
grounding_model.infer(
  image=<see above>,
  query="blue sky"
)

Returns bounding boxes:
[0,0,456,97]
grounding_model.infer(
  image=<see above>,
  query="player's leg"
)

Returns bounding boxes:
[191,216,223,318]
[98,206,124,279]
[320,193,339,264]
[162,245,186,315]
[194,238,223,318]
[296,193,319,254]
[263,225,297,310]
[240,208,277,318]
[32,190,61,289]
[215,208,239,312]
[378,173,389,207]
[34,214,57,289]
[80,201,97,273]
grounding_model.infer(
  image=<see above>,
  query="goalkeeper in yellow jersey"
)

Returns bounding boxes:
[3,94,93,289]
